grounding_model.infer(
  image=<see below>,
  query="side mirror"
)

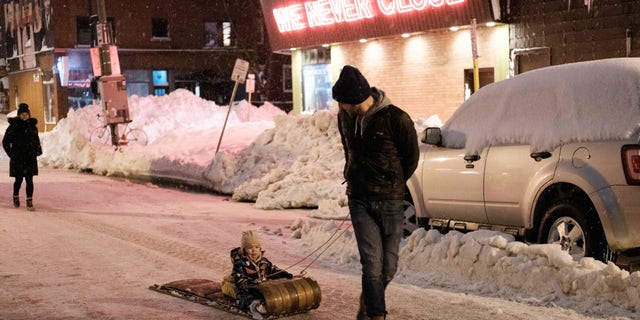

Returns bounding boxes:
[421,127,442,146]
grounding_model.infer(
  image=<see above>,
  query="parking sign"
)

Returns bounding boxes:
[231,59,249,84]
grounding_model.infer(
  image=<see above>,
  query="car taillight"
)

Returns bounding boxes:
[622,145,640,185]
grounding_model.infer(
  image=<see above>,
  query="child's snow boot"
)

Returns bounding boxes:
[13,196,19,208]
[26,198,34,211]
[249,300,265,320]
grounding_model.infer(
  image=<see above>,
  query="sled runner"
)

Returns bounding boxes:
[149,277,321,319]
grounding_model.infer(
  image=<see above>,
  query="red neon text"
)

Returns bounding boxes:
[273,0,465,32]
[273,4,307,32]
[305,0,374,27]
[378,0,465,15]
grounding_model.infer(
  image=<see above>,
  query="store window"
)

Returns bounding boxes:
[124,69,150,97]
[203,21,234,47]
[463,68,494,100]
[301,48,331,113]
[43,80,55,123]
[76,16,92,46]
[152,18,170,39]
[152,70,169,96]
[512,47,551,76]
[282,65,292,93]
[302,64,332,113]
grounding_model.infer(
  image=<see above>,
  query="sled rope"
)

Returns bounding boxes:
[269,212,352,277]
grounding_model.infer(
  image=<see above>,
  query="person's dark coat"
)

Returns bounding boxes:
[337,87,419,201]
[3,117,42,177]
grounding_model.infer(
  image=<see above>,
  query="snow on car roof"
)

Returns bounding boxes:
[441,58,640,154]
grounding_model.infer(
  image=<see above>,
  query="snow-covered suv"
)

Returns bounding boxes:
[405,58,640,265]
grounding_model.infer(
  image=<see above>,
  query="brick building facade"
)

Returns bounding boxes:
[509,0,640,73]
[0,0,292,131]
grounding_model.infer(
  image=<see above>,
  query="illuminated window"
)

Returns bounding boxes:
[203,21,234,48]
[152,70,168,86]
[222,22,232,47]
[152,70,169,96]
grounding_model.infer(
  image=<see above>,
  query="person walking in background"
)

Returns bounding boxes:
[3,103,43,211]
[333,66,419,320]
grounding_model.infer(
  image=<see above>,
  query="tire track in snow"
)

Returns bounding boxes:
[48,211,228,271]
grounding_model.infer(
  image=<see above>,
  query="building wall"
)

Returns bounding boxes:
[49,0,272,89]
[330,25,509,122]
[52,0,265,51]
[509,0,640,65]
[2,0,292,125]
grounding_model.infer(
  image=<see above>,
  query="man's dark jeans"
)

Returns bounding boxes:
[348,197,404,317]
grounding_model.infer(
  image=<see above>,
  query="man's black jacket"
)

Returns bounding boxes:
[337,88,419,201]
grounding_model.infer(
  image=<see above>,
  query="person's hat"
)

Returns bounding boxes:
[241,230,262,251]
[18,103,30,115]
[332,65,371,105]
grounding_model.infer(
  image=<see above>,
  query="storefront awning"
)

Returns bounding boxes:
[261,0,501,51]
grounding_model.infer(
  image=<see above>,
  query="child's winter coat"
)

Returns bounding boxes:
[229,247,292,309]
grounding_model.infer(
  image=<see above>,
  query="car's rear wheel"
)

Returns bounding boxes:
[539,199,606,261]
[403,200,418,237]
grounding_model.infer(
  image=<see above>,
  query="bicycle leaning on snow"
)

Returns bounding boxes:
[89,113,148,147]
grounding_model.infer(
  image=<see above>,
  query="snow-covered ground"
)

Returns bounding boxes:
[2,66,640,319]
[0,161,623,320]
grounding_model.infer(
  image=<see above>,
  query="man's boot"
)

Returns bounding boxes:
[369,317,385,320]
[26,198,34,211]
[13,196,19,208]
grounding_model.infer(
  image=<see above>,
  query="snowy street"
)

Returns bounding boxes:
[0,159,627,320]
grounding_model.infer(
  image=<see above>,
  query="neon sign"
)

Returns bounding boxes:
[273,0,465,32]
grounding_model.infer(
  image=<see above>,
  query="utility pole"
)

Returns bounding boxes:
[91,0,131,146]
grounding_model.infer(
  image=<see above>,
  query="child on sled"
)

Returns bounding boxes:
[221,230,293,319]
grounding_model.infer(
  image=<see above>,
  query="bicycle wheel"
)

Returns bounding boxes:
[90,126,111,145]
[125,128,148,146]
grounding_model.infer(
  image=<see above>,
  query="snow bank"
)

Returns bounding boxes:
[293,220,640,318]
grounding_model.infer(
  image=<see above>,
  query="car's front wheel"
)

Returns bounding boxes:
[539,199,606,261]
[403,200,418,237]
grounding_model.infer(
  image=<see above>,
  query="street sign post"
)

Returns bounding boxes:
[246,73,255,104]
[216,59,249,153]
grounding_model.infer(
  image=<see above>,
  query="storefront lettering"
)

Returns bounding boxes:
[273,0,465,32]
[306,0,375,27]
[378,0,465,15]
[273,4,308,32]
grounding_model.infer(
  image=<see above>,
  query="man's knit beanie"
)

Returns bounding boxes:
[332,65,371,104]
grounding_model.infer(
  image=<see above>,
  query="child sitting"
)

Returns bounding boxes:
[228,230,293,318]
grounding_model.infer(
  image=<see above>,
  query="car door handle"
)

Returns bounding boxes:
[464,155,481,168]
[530,151,552,162]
